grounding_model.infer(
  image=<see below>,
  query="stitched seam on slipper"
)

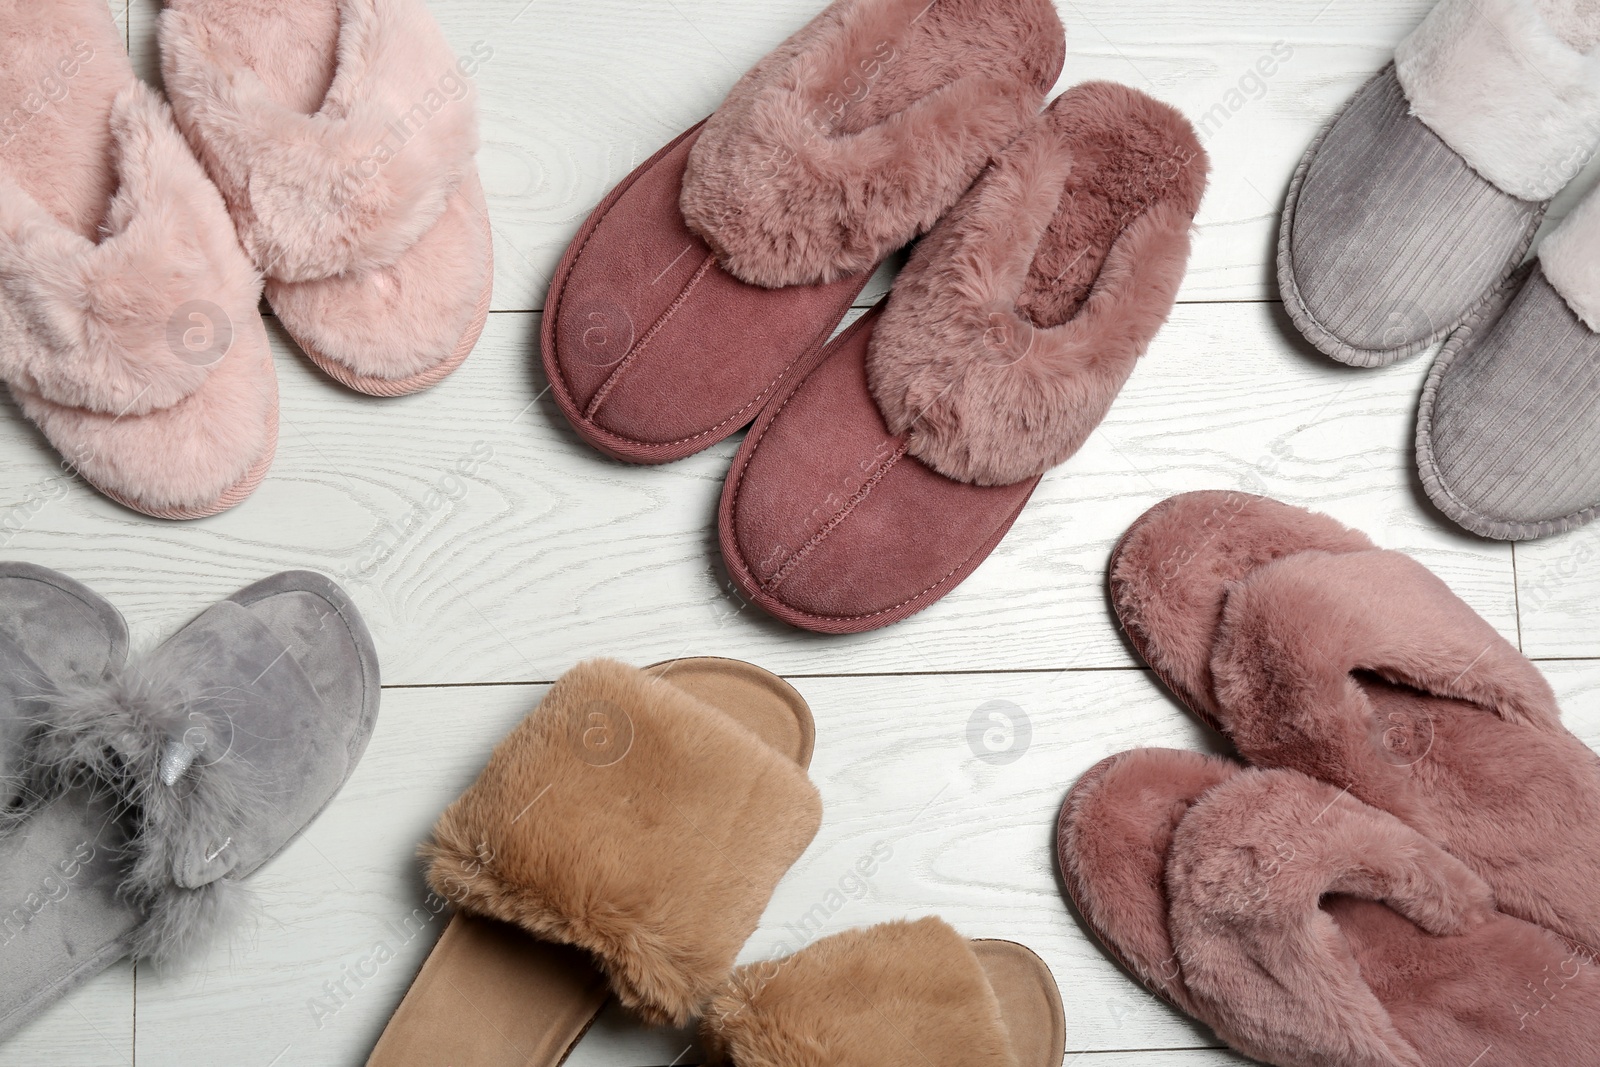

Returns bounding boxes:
[763,443,907,592]
[731,361,1033,623]
[584,253,714,419]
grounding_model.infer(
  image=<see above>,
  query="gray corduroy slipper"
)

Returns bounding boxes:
[0,569,380,1041]
[1417,188,1600,540]
[1278,0,1600,367]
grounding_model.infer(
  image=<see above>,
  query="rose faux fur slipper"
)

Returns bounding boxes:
[1416,186,1600,539]
[0,0,278,519]
[719,82,1207,633]
[1278,0,1600,367]
[701,917,1066,1067]
[366,657,822,1067]
[541,0,1065,464]
[0,569,379,1040]
[1061,750,1600,1066]
[1110,491,1600,953]
[158,0,493,396]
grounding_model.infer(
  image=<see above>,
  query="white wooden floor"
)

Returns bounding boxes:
[5,2,1599,1064]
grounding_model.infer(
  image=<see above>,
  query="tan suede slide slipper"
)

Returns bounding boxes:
[365,657,821,1067]
[702,917,1066,1067]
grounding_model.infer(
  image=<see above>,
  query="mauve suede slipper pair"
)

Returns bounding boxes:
[366,657,1064,1067]
[0,0,490,519]
[544,0,1209,633]
[1279,0,1600,540]
[1057,491,1600,1065]
[0,562,379,1041]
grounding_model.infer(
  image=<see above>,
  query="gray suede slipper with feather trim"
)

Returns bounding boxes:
[1279,0,1600,367]
[0,569,378,1041]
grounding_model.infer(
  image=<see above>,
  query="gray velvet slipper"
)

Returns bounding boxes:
[1417,187,1600,540]
[0,570,379,1041]
[1279,0,1600,367]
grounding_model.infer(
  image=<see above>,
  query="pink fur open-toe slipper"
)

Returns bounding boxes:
[701,917,1066,1067]
[1110,491,1600,952]
[0,0,278,519]
[158,0,493,397]
[1060,749,1600,1066]
[1279,0,1600,367]
[541,0,1065,464]
[719,82,1207,634]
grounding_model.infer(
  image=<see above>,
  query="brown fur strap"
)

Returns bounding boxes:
[421,659,821,1026]
[701,917,1018,1067]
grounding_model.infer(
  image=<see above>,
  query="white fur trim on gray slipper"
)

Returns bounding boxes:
[1396,0,1600,201]
[1540,181,1600,330]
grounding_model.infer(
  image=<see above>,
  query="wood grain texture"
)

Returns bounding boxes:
[6,2,1595,1065]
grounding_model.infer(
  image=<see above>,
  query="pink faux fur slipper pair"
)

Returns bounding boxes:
[0,0,489,519]
[1053,491,1600,1064]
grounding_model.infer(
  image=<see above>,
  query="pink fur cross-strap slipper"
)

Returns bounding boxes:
[1060,749,1600,1067]
[720,83,1207,633]
[1111,491,1600,952]
[1279,0,1600,367]
[0,0,278,519]
[158,0,493,396]
[701,917,1066,1067]
[541,0,1066,464]
[367,657,822,1067]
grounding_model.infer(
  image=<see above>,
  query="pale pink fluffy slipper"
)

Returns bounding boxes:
[1062,750,1600,1067]
[158,0,492,397]
[1110,491,1600,954]
[719,83,1207,633]
[542,0,1065,464]
[0,0,278,519]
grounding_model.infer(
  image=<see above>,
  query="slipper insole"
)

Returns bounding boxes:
[973,940,1067,1067]
[365,659,815,1067]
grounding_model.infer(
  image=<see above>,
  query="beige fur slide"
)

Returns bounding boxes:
[702,917,1066,1067]
[0,0,278,519]
[158,0,493,396]
[365,657,822,1067]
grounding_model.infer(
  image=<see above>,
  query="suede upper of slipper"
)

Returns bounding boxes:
[1418,189,1600,539]
[719,84,1207,633]
[0,0,278,518]
[680,0,1066,289]
[159,0,491,394]
[1279,67,1544,367]
[421,658,823,1027]
[1111,491,1600,954]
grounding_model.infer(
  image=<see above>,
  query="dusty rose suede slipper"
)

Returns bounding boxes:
[0,0,278,519]
[719,82,1207,633]
[1110,491,1600,953]
[158,0,493,397]
[701,918,1066,1067]
[541,0,1066,464]
[1061,750,1600,1067]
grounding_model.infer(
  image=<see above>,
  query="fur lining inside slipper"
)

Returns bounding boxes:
[867,81,1207,486]
[1539,183,1600,331]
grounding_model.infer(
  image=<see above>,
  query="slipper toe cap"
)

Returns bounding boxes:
[11,313,278,519]
[1420,267,1600,539]
[268,177,492,396]
[722,318,1033,633]
[1282,68,1542,367]
[1110,491,1373,719]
